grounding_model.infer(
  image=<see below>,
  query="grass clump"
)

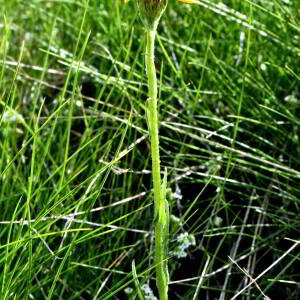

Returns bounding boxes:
[1,0,300,299]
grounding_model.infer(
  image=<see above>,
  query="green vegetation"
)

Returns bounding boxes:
[1,0,300,299]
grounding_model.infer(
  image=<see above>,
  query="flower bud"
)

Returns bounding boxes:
[136,0,168,31]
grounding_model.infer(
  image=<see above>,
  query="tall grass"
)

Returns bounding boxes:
[1,0,300,299]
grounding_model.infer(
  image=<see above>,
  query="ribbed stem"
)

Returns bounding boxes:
[146,29,168,300]
[146,30,160,218]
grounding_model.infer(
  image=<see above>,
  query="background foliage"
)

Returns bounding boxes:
[1,0,300,299]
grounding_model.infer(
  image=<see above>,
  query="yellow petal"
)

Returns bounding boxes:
[177,0,198,4]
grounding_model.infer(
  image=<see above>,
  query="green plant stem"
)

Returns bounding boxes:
[146,30,161,218]
[146,29,168,300]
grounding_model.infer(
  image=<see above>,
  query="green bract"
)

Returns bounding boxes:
[136,0,168,31]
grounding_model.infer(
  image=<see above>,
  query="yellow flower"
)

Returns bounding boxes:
[177,0,197,3]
